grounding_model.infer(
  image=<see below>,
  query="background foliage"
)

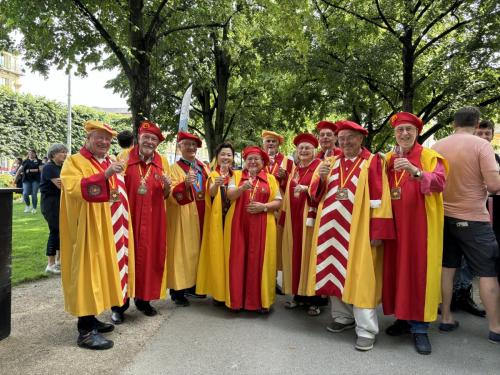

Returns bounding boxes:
[0,87,130,158]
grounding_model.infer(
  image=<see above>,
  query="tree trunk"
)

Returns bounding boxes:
[212,28,231,159]
[128,0,151,136]
[195,88,216,160]
[401,26,415,113]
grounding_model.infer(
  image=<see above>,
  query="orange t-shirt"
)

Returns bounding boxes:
[432,133,499,222]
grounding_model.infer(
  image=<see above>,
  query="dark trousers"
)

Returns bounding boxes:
[41,194,60,256]
[77,316,97,334]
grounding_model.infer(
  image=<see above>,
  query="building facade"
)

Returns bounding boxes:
[0,51,22,92]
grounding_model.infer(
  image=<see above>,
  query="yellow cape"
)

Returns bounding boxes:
[60,153,135,317]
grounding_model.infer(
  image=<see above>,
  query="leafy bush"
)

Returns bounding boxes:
[0,173,13,187]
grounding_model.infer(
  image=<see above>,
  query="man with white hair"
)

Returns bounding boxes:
[60,120,135,350]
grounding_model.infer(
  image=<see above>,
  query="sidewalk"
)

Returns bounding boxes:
[1,277,499,374]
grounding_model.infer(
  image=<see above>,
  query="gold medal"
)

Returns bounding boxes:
[390,187,402,200]
[336,187,349,200]
[138,183,148,195]
[196,191,205,200]
[110,189,120,203]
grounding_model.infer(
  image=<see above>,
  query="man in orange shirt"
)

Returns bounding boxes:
[432,107,500,344]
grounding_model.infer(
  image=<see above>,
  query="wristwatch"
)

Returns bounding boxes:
[413,169,422,178]
[263,205,268,213]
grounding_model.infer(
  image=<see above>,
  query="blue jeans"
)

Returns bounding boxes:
[23,180,40,209]
[409,321,429,334]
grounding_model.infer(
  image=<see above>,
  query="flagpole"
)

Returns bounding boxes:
[66,67,72,153]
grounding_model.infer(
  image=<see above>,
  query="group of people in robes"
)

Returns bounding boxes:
[58,110,498,356]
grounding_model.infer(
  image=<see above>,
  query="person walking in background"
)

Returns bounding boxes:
[11,157,23,188]
[40,144,68,275]
[15,149,43,213]
[116,129,134,161]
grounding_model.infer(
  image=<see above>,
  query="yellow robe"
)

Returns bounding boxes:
[60,153,135,317]
[166,161,210,290]
[195,170,229,301]
[308,153,393,308]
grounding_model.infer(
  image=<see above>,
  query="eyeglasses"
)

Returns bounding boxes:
[395,126,417,134]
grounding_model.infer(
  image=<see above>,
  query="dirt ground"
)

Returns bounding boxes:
[0,276,174,375]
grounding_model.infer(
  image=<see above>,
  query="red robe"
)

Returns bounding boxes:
[280,159,321,294]
[125,146,168,300]
[227,169,278,310]
[382,144,447,322]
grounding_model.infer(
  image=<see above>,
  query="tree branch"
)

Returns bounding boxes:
[415,1,433,22]
[320,0,388,31]
[415,19,471,58]
[145,0,169,45]
[374,0,397,36]
[71,0,133,80]
[313,0,330,29]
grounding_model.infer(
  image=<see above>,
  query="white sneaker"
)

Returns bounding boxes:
[24,206,31,213]
[31,208,37,214]
[45,264,61,275]
[54,263,61,271]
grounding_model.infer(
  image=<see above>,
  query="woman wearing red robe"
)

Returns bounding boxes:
[280,133,327,316]
[225,146,282,312]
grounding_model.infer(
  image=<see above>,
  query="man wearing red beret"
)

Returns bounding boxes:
[381,112,448,355]
[166,132,210,306]
[309,120,395,351]
[111,120,171,324]
[316,120,341,160]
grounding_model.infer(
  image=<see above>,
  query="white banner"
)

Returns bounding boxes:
[178,83,192,131]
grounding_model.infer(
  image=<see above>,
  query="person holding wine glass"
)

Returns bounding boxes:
[316,120,341,160]
[111,120,171,324]
[224,146,282,312]
[167,132,210,306]
[382,112,448,355]
[280,133,328,316]
[196,142,235,304]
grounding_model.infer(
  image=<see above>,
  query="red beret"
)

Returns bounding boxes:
[242,146,269,166]
[177,131,202,148]
[316,120,337,133]
[390,112,423,134]
[335,120,368,136]
[293,133,319,148]
[139,120,165,142]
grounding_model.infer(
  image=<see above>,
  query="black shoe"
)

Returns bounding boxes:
[185,290,207,299]
[413,333,432,355]
[276,284,285,295]
[172,295,190,306]
[136,301,158,317]
[95,319,114,333]
[456,288,486,317]
[111,311,124,324]
[385,319,411,336]
[77,329,114,350]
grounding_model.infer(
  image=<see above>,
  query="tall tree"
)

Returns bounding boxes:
[309,0,499,149]
[0,0,231,132]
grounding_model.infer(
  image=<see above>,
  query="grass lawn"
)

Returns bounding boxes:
[12,197,50,285]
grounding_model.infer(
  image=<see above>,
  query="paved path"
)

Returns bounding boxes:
[123,295,499,375]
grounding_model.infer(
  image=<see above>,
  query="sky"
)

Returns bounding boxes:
[19,65,128,109]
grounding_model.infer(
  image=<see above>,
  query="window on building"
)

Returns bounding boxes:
[0,54,4,67]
